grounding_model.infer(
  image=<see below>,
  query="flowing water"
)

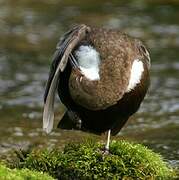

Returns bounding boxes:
[0,0,179,167]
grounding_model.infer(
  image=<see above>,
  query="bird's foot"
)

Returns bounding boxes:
[67,111,82,130]
[101,147,110,155]
[101,129,111,155]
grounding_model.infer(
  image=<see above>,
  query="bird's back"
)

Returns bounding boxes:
[57,26,150,135]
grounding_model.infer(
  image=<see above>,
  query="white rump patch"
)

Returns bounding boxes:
[126,59,144,92]
[75,45,100,81]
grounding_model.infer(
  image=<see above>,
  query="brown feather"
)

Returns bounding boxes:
[69,28,145,110]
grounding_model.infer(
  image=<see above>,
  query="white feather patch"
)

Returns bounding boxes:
[75,45,100,80]
[80,66,100,80]
[126,59,144,92]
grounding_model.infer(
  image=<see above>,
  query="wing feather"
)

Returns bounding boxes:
[43,24,90,133]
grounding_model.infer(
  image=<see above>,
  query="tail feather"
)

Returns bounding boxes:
[57,112,76,130]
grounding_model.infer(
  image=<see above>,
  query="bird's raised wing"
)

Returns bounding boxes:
[43,24,90,134]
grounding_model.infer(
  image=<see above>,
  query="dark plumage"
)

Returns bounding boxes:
[43,24,150,150]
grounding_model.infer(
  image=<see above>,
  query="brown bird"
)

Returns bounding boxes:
[43,24,150,152]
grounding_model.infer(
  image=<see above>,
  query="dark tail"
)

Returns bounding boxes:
[111,116,129,136]
[57,112,75,130]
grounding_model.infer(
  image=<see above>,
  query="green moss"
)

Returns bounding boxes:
[9,140,176,179]
[0,164,54,180]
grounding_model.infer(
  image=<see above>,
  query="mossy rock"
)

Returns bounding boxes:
[0,164,54,180]
[9,140,176,179]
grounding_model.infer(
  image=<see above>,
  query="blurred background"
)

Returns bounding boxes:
[0,0,179,168]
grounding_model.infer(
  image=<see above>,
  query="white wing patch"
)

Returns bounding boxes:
[126,59,144,92]
[75,45,100,81]
[80,66,100,80]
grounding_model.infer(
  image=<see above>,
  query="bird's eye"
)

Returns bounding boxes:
[85,29,89,35]
[85,27,91,35]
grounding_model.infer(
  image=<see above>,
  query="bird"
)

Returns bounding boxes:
[43,24,150,152]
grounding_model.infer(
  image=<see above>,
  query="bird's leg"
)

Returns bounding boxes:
[104,129,111,154]
[67,110,82,130]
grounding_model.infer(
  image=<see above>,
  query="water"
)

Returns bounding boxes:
[0,0,179,167]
